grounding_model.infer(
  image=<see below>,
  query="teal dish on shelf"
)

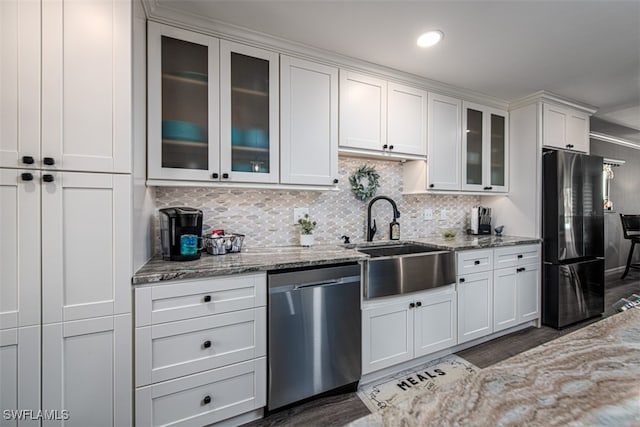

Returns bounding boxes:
[245,128,268,148]
[231,128,245,146]
[162,120,205,142]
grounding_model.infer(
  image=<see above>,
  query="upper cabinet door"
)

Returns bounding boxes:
[387,83,427,156]
[0,0,41,169]
[427,93,461,191]
[488,109,508,192]
[280,56,338,186]
[41,0,131,173]
[566,111,589,153]
[0,169,41,330]
[220,40,279,184]
[543,103,589,153]
[339,71,387,152]
[147,22,220,181]
[41,172,131,324]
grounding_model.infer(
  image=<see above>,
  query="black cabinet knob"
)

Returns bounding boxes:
[203,295,211,303]
[429,184,435,188]
[21,172,34,181]
[212,173,219,179]
[43,157,55,166]
[474,260,480,265]
[203,340,212,349]
[487,186,493,190]
[416,301,422,307]
[389,145,394,150]
[333,178,339,184]
[459,278,465,283]
[222,173,229,179]
[22,156,35,165]
[409,302,415,309]
[382,144,388,149]
[517,254,523,259]
[202,395,211,405]
[42,174,54,183]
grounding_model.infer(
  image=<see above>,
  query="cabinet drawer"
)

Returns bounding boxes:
[493,244,540,269]
[135,273,266,326]
[457,249,493,275]
[136,358,266,427]
[136,307,266,387]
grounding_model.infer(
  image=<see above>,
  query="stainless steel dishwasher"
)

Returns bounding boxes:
[267,263,361,411]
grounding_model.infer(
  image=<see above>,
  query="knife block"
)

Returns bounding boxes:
[477,224,492,235]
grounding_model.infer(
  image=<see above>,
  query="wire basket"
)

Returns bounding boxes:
[203,233,245,255]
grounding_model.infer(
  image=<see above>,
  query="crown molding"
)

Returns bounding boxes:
[590,132,640,150]
[509,90,597,114]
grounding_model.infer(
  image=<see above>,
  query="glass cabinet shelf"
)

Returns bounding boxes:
[231,86,268,97]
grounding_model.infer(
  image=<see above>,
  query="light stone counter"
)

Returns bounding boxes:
[133,234,540,285]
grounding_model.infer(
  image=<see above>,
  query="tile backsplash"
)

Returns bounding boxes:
[154,157,479,253]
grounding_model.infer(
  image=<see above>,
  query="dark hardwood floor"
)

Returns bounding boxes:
[246,270,640,426]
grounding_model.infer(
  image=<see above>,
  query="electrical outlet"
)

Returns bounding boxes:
[423,208,433,221]
[440,209,447,220]
[293,207,309,225]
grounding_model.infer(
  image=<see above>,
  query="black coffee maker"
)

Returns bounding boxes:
[159,207,204,261]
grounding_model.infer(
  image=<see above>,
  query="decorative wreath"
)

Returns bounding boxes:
[349,165,380,201]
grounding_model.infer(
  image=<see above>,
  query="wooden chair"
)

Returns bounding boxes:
[620,214,640,279]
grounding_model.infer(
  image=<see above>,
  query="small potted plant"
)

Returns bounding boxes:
[298,214,317,247]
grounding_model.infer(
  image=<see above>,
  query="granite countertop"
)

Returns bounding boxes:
[132,234,541,285]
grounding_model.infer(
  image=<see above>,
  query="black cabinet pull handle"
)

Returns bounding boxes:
[333,178,338,184]
[203,395,211,405]
[212,173,219,179]
[22,156,35,165]
[203,295,211,303]
[517,254,523,259]
[429,184,435,188]
[203,340,212,349]
[516,267,526,273]
[409,302,415,309]
[43,157,55,166]
[416,301,422,307]
[42,174,54,183]
[382,144,388,149]
[222,173,229,179]
[459,278,465,283]
[389,145,394,150]
[474,260,480,265]
[487,186,493,190]
[21,173,34,181]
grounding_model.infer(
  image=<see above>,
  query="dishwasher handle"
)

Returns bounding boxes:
[270,275,360,294]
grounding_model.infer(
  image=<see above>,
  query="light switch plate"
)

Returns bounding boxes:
[423,208,433,221]
[293,207,309,225]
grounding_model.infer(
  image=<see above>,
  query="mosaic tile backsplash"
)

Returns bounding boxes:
[154,157,480,253]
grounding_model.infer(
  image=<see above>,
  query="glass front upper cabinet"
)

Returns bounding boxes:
[462,101,508,192]
[220,40,279,183]
[147,22,220,181]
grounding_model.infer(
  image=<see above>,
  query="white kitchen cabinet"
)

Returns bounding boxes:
[462,101,508,192]
[0,0,40,170]
[457,271,493,344]
[40,0,131,173]
[41,172,131,324]
[42,315,131,427]
[339,71,387,153]
[0,169,40,330]
[387,82,427,157]
[339,71,427,159]
[543,103,589,153]
[493,262,540,332]
[0,326,41,427]
[147,22,220,181]
[280,56,339,186]
[362,286,456,374]
[427,93,462,190]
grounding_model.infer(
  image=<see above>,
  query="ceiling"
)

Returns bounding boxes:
[156,0,640,135]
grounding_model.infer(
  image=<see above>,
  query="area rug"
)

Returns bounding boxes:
[356,355,478,412]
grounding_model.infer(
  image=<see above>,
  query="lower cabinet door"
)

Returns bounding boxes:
[517,263,540,322]
[0,326,40,427]
[42,315,131,427]
[457,271,493,344]
[493,267,518,332]
[414,286,457,358]
[362,297,413,374]
[135,358,266,427]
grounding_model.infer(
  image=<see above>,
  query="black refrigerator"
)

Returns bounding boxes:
[542,150,605,329]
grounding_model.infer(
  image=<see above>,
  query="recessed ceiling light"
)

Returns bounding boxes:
[417,30,444,48]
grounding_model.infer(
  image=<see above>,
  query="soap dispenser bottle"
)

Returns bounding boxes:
[390,219,400,240]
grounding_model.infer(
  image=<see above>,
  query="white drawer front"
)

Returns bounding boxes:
[457,249,493,275]
[136,307,266,387]
[135,358,266,427]
[494,244,541,269]
[135,273,266,326]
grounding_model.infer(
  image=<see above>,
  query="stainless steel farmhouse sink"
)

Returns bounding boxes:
[356,243,456,299]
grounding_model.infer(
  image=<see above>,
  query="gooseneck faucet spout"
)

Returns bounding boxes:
[366,196,400,241]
